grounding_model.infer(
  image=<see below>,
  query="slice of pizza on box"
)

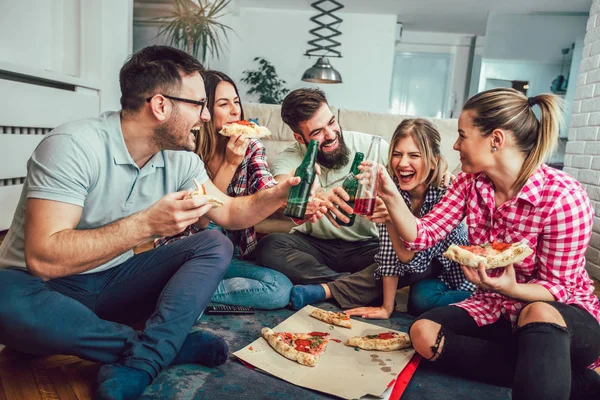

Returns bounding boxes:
[443,241,533,269]
[219,120,272,139]
[261,327,330,367]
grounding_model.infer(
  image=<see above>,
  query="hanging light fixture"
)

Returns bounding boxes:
[301,0,344,84]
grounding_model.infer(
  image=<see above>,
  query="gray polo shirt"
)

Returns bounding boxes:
[272,130,389,242]
[0,111,208,274]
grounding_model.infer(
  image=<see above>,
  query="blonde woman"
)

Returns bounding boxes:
[374,89,600,398]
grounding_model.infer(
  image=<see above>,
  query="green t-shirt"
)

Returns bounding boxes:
[272,131,389,241]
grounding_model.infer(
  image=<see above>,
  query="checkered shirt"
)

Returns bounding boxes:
[374,183,476,292]
[154,139,277,256]
[403,164,600,368]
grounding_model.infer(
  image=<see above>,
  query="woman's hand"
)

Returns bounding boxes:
[225,133,250,167]
[344,305,393,319]
[366,197,389,224]
[357,162,397,199]
[441,171,455,187]
[460,263,518,297]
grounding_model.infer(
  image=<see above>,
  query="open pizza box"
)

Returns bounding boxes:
[233,305,416,399]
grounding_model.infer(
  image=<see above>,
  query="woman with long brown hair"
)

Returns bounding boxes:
[156,70,292,310]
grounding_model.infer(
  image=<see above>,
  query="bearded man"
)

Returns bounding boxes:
[254,88,390,309]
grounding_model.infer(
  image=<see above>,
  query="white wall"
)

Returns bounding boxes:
[395,30,476,117]
[0,0,133,115]
[134,5,396,114]
[564,0,600,279]
[225,8,396,113]
[484,13,588,63]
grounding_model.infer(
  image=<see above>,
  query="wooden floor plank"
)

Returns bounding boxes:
[0,363,43,400]
[0,375,8,400]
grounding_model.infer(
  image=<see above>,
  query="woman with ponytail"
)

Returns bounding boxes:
[371,88,600,398]
[290,118,475,318]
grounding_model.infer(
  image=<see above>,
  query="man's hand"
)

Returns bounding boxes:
[143,191,213,237]
[366,197,389,224]
[225,133,250,167]
[344,305,393,319]
[314,186,354,228]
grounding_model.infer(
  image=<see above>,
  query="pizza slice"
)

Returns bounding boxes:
[443,241,534,270]
[345,331,412,351]
[310,308,352,328]
[219,120,272,139]
[183,179,224,208]
[261,327,330,367]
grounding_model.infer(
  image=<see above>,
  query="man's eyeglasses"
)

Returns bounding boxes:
[146,94,207,115]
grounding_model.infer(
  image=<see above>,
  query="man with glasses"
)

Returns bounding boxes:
[0,45,303,400]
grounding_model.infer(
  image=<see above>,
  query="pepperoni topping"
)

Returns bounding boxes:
[295,338,312,347]
[296,345,311,353]
[377,332,396,340]
[308,331,329,337]
[491,241,511,251]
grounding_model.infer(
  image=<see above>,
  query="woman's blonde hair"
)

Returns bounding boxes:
[195,70,245,178]
[387,118,448,188]
[463,88,564,189]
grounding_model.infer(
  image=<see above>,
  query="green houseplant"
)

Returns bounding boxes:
[154,0,232,64]
[241,57,290,104]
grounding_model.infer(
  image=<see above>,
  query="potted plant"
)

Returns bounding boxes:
[154,0,232,64]
[241,57,290,104]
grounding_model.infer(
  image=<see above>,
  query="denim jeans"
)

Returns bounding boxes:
[0,231,232,379]
[205,222,292,310]
[407,278,472,316]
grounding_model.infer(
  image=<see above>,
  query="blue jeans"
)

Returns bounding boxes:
[206,223,292,310]
[0,231,232,379]
[407,278,472,316]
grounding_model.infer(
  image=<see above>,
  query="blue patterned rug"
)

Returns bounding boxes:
[142,302,511,399]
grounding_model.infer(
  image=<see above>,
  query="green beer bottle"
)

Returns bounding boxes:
[336,152,364,227]
[283,140,319,219]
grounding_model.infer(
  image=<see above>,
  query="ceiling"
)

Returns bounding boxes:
[135,0,593,35]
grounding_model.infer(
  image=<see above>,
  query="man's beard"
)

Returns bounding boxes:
[306,128,350,170]
[151,106,195,152]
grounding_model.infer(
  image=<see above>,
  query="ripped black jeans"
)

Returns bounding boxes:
[412,302,600,400]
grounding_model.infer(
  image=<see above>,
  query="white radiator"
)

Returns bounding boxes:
[0,79,100,231]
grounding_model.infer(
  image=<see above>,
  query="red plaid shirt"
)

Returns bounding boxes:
[404,164,600,368]
[155,139,277,256]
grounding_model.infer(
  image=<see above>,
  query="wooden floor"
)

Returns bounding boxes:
[1,231,599,399]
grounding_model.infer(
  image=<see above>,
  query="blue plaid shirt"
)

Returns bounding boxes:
[374,183,476,291]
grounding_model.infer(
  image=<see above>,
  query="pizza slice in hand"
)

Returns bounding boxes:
[219,120,272,139]
[184,179,224,208]
[261,327,330,367]
[310,308,352,328]
[345,331,412,351]
[443,241,534,269]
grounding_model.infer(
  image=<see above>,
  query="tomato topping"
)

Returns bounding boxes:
[491,241,510,251]
[378,332,396,340]
[295,339,312,347]
[330,338,341,343]
[296,345,311,353]
[237,119,252,126]
[308,331,329,337]
[284,333,293,340]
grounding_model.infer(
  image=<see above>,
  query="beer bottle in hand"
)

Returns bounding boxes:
[284,140,319,219]
[336,152,364,227]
